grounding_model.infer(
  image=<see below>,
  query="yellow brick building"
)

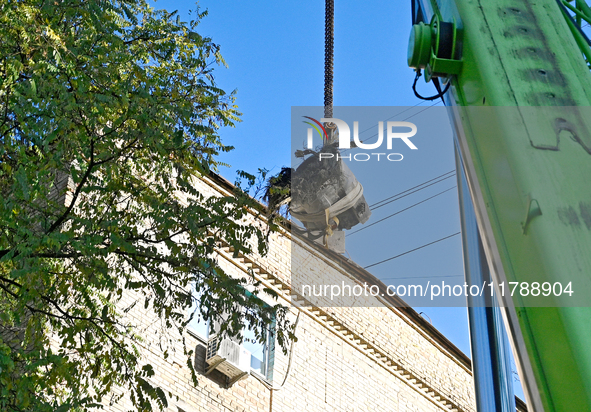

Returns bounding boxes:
[102,173,527,412]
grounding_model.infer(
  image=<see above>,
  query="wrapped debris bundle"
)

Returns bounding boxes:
[290,145,371,253]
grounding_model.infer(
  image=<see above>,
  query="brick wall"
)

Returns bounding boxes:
[101,174,478,412]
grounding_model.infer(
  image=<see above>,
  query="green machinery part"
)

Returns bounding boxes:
[407,15,462,81]
[408,1,591,411]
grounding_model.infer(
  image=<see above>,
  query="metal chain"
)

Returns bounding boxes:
[324,0,334,121]
[323,0,336,144]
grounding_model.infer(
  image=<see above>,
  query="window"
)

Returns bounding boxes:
[188,292,275,381]
[242,320,274,379]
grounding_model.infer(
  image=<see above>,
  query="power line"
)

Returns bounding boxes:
[353,101,427,138]
[363,232,461,270]
[370,170,455,209]
[379,274,462,280]
[372,169,454,207]
[341,100,442,153]
[400,100,443,120]
[347,186,457,236]
[372,175,455,211]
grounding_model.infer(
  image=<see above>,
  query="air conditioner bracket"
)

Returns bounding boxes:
[227,371,249,388]
[205,357,226,375]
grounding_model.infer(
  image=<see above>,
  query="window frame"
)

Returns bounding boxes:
[187,290,275,381]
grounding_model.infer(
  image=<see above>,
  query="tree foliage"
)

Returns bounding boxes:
[0,1,292,410]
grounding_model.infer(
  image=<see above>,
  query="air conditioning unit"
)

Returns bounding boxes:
[205,334,251,385]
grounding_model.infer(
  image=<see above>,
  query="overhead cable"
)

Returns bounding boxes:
[353,101,427,138]
[379,274,462,280]
[347,186,457,236]
[340,100,442,153]
[370,170,455,210]
[363,232,461,270]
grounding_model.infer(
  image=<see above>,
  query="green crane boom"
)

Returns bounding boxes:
[408,1,591,411]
